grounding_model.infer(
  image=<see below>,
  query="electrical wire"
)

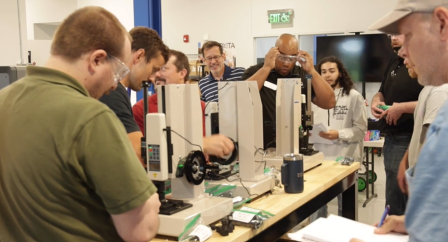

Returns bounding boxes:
[204,79,231,112]
[254,146,267,171]
[167,129,203,152]
[226,176,259,198]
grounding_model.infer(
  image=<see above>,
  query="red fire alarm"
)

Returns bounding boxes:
[183,35,189,43]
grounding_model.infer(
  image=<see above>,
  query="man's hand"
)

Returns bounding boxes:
[319,130,339,140]
[262,47,280,70]
[397,151,409,194]
[371,100,385,119]
[374,215,407,235]
[379,102,404,125]
[298,50,315,74]
[203,134,235,158]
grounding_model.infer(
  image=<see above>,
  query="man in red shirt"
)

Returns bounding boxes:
[133,50,233,157]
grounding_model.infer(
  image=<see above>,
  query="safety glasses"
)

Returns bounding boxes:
[277,53,306,63]
[107,54,130,83]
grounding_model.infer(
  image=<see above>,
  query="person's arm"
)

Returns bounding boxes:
[76,111,159,241]
[100,92,144,165]
[309,69,336,109]
[379,101,418,125]
[243,47,279,90]
[295,50,334,109]
[397,148,410,194]
[338,93,368,143]
[350,215,408,242]
[203,134,235,157]
[111,193,160,242]
[420,89,448,140]
[371,92,386,118]
[132,100,145,133]
[128,131,144,166]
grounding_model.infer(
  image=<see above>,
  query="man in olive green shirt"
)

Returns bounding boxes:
[0,7,160,242]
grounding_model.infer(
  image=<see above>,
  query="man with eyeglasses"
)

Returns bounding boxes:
[370,34,423,216]
[0,7,161,242]
[242,33,336,149]
[100,26,169,167]
[133,49,235,158]
[199,40,246,102]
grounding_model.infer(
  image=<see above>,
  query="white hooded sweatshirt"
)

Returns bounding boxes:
[312,88,368,162]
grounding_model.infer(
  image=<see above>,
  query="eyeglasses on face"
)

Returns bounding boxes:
[387,34,398,39]
[107,53,130,83]
[204,55,222,62]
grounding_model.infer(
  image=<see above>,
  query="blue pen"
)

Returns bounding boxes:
[378,205,390,228]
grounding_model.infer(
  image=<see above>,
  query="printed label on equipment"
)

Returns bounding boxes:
[264,81,277,91]
[233,211,255,223]
[189,225,212,242]
[233,196,243,203]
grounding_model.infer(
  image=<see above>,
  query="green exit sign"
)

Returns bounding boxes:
[268,9,294,24]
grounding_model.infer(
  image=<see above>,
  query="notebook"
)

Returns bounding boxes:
[287,215,409,242]
[309,123,334,145]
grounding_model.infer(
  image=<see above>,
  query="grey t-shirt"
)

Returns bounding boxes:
[409,84,448,168]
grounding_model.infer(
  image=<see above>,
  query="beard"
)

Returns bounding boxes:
[331,79,340,89]
[393,46,401,53]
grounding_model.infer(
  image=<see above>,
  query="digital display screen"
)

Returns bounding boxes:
[316,34,396,83]
[149,162,161,172]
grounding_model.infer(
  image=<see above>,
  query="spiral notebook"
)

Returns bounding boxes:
[287,215,409,242]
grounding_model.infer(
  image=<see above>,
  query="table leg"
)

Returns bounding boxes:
[364,147,370,205]
[370,148,378,200]
[363,147,378,207]
[371,149,375,196]
[341,173,358,221]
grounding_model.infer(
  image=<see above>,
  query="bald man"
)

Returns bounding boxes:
[242,34,335,149]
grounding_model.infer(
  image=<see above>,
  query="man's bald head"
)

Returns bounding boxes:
[273,34,299,76]
[275,34,299,52]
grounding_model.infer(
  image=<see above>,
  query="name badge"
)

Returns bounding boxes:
[264,81,277,91]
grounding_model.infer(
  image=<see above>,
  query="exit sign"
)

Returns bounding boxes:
[268,9,294,24]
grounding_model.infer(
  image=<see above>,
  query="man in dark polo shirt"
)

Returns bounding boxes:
[100,27,169,166]
[0,7,160,241]
[242,34,336,149]
[370,34,423,216]
[199,40,245,102]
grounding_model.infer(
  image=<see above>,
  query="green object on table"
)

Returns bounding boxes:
[377,105,390,110]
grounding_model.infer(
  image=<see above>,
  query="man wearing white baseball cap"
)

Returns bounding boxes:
[350,1,448,242]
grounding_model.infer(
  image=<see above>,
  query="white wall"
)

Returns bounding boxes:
[0,0,28,66]
[77,0,134,31]
[25,0,134,66]
[25,0,77,40]
[162,0,397,69]
[161,0,253,69]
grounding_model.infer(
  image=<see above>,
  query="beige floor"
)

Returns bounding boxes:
[286,153,387,237]
[327,153,386,226]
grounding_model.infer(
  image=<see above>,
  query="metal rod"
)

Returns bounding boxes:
[16,0,24,64]
[141,81,151,135]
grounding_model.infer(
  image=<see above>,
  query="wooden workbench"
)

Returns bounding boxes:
[152,161,359,242]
